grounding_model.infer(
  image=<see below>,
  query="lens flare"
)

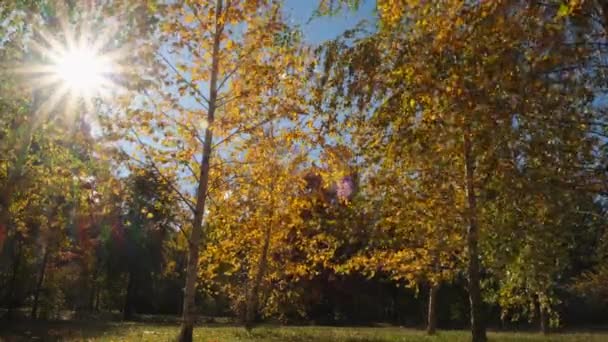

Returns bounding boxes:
[52,47,111,92]
[14,5,127,117]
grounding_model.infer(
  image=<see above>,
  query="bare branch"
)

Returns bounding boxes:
[127,128,197,214]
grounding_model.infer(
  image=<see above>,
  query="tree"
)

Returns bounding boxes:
[114,168,179,320]
[200,131,309,328]
[109,1,309,339]
[316,1,599,340]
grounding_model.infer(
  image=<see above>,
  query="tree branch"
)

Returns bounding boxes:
[127,128,197,214]
[157,52,211,110]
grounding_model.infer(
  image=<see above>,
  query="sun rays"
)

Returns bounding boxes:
[15,7,127,119]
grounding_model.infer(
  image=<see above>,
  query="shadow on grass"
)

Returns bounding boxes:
[0,319,123,341]
[2,319,420,342]
[6,319,607,342]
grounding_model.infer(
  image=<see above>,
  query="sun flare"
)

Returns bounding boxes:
[52,47,111,93]
[16,10,126,117]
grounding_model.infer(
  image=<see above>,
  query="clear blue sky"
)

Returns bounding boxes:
[283,0,376,43]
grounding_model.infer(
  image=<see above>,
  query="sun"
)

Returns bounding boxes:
[36,36,122,114]
[20,36,123,117]
[52,47,112,93]
[15,9,127,117]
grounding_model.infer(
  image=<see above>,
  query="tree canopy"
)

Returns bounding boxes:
[1,1,607,342]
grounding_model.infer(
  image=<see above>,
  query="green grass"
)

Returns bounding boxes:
[1,320,608,341]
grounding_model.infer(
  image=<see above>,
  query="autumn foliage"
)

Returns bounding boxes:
[1,1,608,342]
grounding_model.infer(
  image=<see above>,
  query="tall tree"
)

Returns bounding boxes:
[109,1,309,340]
[316,1,599,340]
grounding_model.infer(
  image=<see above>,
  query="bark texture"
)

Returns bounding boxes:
[31,247,49,319]
[463,128,487,342]
[427,283,439,335]
[177,1,223,341]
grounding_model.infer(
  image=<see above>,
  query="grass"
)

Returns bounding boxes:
[1,320,608,341]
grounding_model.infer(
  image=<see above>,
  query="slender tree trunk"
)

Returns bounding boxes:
[123,271,136,320]
[31,247,50,319]
[95,287,100,312]
[178,132,214,342]
[178,2,223,341]
[539,300,549,335]
[463,128,487,342]
[88,264,99,312]
[6,237,22,320]
[245,220,272,330]
[427,283,439,335]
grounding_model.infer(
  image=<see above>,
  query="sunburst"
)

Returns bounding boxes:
[53,46,113,95]
[16,8,127,119]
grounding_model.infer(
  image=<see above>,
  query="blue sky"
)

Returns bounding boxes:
[283,0,376,43]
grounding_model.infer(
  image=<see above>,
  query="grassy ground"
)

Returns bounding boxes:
[1,320,608,341]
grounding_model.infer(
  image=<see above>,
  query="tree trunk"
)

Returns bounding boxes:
[6,237,22,320]
[123,271,136,320]
[539,302,549,335]
[463,128,487,342]
[177,2,223,341]
[95,286,100,312]
[427,283,439,335]
[88,264,99,312]
[245,220,272,330]
[31,247,50,319]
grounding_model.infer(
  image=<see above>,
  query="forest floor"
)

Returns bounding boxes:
[1,320,608,341]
